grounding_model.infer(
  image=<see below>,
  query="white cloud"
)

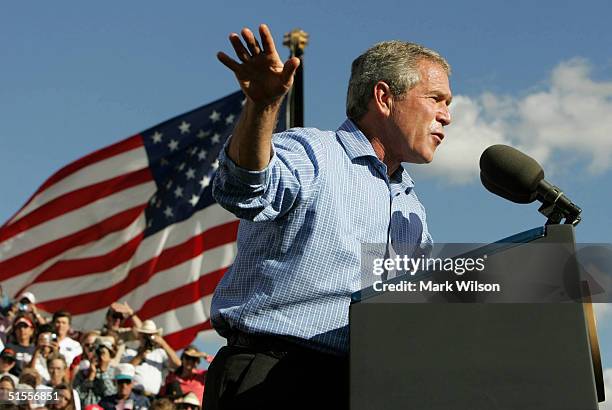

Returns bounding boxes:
[420,59,612,184]
[594,303,612,324]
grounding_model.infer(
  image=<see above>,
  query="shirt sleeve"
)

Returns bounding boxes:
[212,129,325,221]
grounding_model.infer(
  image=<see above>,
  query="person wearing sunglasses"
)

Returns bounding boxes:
[160,345,210,403]
[99,363,150,410]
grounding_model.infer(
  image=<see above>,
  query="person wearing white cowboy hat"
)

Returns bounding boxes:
[174,392,201,410]
[120,320,180,396]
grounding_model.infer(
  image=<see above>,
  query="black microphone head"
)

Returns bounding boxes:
[479,145,544,204]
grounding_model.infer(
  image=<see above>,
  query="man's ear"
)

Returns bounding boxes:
[372,81,393,117]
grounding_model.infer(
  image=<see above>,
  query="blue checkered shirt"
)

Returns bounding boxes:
[211,119,433,355]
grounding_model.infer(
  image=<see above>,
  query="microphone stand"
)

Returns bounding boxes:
[536,181,582,226]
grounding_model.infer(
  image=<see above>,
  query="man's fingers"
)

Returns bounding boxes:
[229,33,251,62]
[259,24,277,56]
[241,28,261,56]
[282,57,300,84]
[217,52,241,72]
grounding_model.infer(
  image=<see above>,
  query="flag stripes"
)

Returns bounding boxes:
[0,91,284,349]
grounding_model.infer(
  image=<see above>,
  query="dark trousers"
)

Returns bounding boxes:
[203,335,349,410]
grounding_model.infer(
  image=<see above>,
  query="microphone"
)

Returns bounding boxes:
[479,145,582,225]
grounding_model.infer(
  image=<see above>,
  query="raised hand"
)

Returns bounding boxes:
[217,24,300,106]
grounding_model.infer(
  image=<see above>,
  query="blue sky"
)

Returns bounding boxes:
[2,0,611,399]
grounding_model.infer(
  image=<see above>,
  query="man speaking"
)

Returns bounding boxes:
[204,24,452,409]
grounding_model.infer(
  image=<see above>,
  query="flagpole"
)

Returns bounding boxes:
[283,29,309,128]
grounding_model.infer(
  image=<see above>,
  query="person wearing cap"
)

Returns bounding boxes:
[99,363,150,410]
[52,311,83,368]
[120,320,180,396]
[160,345,208,403]
[3,292,47,330]
[17,292,47,325]
[0,348,19,385]
[73,337,117,407]
[174,392,201,410]
[5,315,36,377]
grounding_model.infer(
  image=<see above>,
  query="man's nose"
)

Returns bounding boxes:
[437,105,451,126]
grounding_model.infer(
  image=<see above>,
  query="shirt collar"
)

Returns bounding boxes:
[396,163,415,190]
[336,119,415,191]
[335,119,378,161]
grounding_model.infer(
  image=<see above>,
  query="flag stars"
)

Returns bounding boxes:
[160,158,169,166]
[164,206,174,218]
[174,186,184,198]
[211,133,221,144]
[199,175,211,188]
[211,159,219,170]
[197,130,210,139]
[241,98,247,106]
[198,150,208,160]
[189,147,198,156]
[178,121,191,134]
[166,180,173,189]
[225,114,235,125]
[177,162,186,171]
[209,111,221,122]
[151,132,163,143]
[168,139,179,152]
[185,168,196,179]
[189,195,200,207]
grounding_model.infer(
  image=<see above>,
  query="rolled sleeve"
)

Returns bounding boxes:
[217,138,275,188]
[212,130,325,222]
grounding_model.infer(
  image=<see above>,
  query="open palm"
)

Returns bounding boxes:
[217,24,300,105]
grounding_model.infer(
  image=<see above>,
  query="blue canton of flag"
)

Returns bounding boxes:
[144,91,288,235]
[0,90,287,349]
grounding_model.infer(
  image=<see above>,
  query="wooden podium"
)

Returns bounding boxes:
[350,225,604,410]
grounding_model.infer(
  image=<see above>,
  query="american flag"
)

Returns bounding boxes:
[0,91,287,349]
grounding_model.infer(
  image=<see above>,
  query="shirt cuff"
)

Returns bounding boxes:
[218,137,276,186]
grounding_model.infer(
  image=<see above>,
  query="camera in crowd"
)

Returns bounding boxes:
[41,333,58,346]
[111,310,124,320]
[143,334,156,351]
[18,299,30,312]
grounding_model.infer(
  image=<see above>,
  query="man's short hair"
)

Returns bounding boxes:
[346,40,450,121]
[52,310,72,324]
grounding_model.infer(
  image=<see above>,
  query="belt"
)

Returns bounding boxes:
[227,331,316,355]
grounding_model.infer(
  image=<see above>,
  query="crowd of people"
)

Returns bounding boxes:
[0,288,212,410]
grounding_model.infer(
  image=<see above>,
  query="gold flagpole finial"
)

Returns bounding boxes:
[283,29,309,56]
